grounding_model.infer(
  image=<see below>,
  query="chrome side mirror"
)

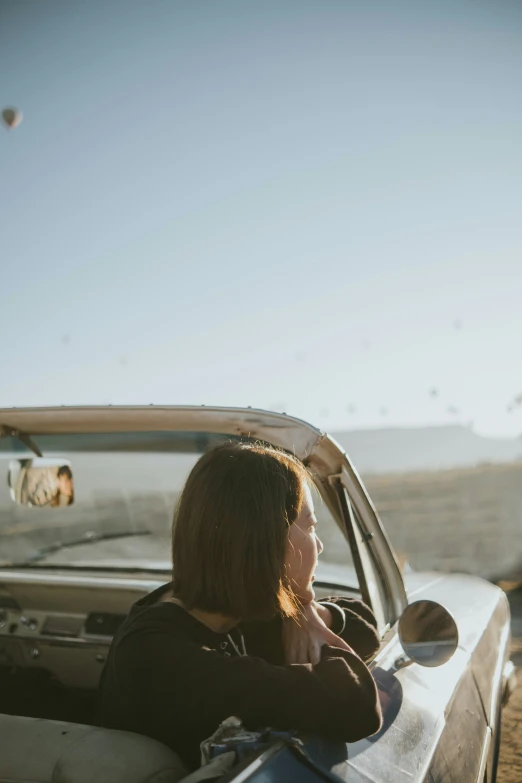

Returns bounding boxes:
[397,599,458,668]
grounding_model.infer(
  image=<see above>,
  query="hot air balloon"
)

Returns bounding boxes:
[2,108,23,130]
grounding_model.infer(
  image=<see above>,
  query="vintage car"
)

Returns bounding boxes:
[0,405,516,783]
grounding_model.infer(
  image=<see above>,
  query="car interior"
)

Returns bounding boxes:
[0,572,196,782]
[0,571,361,783]
[0,431,361,783]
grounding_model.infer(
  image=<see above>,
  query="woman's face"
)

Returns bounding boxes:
[285,483,323,604]
[57,474,73,497]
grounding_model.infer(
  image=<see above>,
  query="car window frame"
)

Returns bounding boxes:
[309,478,394,633]
[326,477,387,636]
[335,462,408,634]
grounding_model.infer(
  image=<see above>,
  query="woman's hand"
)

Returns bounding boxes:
[282,601,354,665]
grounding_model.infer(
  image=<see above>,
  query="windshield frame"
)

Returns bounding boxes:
[0,418,357,589]
[0,405,407,626]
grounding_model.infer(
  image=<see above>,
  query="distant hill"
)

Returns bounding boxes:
[330,425,522,474]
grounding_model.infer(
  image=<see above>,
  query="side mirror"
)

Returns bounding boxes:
[397,599,458,668]
[8,458,75,508]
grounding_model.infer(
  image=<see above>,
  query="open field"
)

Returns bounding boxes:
[364,461,522,582]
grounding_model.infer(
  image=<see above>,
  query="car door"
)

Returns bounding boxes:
[304,459,490,783]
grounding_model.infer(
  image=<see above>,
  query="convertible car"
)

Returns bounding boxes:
[0,406,516,783]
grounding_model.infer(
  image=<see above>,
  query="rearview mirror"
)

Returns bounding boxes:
[8,459,75,508]
[398,599,458,668]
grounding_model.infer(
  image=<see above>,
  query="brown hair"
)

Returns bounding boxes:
[172,441,309,621]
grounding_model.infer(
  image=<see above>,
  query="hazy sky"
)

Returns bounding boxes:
[2,0,521,436]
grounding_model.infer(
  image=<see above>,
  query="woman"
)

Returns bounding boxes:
[51,464,75,507]
[97,442,382,769]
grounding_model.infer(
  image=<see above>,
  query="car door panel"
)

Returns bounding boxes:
[303,574,504,783]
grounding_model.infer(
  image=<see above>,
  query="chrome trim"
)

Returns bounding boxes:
[3,632,111,648]
[487,618,512,725]
[0,569,165,591]
[224,742,284,783]
[477,726,491,783]
[339,464,408,623]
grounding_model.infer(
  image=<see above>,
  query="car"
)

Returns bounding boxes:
[0,405,517,783]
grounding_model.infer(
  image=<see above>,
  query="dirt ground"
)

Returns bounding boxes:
[497,587,522,783]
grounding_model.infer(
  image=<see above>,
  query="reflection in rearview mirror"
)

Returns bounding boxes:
[8,459,75,508]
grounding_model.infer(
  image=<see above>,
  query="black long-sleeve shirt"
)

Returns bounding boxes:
[97,583,382,770]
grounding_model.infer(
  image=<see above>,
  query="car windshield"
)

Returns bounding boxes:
[0,430,355,586]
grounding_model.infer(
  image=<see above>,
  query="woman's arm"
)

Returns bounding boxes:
[115,624,382,745]
[282,602,354,665]
[242,597,380,665]
[320,596,378,630]
[282,598,380,665]
[319,597,381,661]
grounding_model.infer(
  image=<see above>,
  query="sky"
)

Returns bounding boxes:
[1,0,521,437]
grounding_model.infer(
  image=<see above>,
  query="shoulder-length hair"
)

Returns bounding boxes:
[172,441,309,621]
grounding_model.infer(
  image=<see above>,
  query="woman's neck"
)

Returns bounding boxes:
[190,607,238,634]
[166,596,237,634]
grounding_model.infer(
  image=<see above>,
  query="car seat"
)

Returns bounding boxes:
[0,712,189,783]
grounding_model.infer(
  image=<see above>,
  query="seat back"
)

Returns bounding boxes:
[0,713,189,783]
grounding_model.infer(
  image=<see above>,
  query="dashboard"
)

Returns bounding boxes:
[0,569,167,688]
[0,569,353,690]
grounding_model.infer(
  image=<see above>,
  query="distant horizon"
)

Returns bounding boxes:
[331,421,521,440]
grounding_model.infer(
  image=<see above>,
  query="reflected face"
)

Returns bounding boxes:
[285,483,324,604]
[57,474,73,497]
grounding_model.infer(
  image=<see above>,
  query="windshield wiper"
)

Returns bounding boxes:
[4,529,152,567]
